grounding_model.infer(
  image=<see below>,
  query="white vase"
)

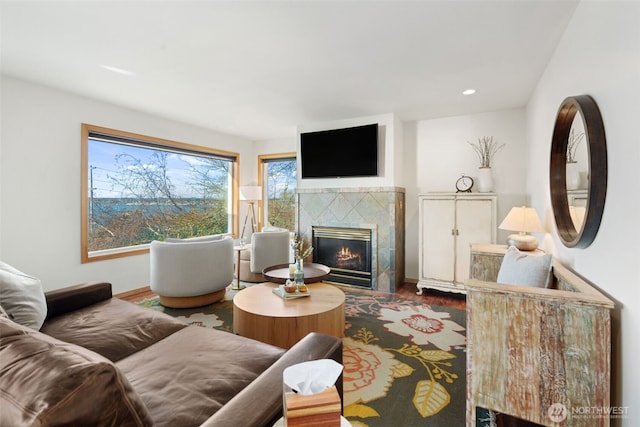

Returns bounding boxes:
[566,162,580,190]
[477,167,493,193]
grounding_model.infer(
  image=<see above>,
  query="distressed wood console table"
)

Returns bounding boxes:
[465,244,614,427]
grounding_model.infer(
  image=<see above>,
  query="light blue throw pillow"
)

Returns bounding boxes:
[496,246,553,288]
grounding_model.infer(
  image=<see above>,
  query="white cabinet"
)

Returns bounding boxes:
[417,193,496,294]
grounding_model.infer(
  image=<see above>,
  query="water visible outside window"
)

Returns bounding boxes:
[87,137,233,252]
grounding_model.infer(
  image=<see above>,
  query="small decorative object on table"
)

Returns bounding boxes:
[283,280,297,294]
[289,263,297,279]
[291,233,314,264]
[283,359,343,427]
[291,233,313,286]
[456,174,474,193]
[273,280,312,300]
[292,234,313,290]
[294,259,305,286]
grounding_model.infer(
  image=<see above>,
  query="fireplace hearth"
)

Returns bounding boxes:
[312,226,372,288]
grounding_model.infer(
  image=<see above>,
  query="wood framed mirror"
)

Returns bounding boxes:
[550,95,607,248]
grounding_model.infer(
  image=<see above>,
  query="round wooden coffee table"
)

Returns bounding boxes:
[233,282,345,349]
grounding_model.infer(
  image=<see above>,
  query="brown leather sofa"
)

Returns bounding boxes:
[0,282,343,427]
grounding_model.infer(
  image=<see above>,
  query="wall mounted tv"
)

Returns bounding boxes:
[300,123,379,179]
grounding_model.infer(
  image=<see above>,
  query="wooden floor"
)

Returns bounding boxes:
[396,281,466,309]
[117,281,466,310]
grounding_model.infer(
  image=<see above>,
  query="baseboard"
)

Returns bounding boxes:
[114,285,151,299]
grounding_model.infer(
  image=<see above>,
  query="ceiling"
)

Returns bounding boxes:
[0,1,578,141]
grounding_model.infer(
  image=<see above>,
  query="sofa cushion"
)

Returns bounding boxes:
[41,297,187,362]
[497,245,553,288]
[117,325,286,427]
[0,261,47,330]
[0,317,153,427]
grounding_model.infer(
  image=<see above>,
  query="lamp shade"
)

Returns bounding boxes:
[499,206,545,251]
[569,205,586,229]
[239,186,262,201]
[499,207,545,233]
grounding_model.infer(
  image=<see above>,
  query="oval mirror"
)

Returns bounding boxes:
[550,95,607,248]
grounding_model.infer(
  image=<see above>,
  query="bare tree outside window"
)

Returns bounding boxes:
[82,124,238,262]
[260,155,296,231]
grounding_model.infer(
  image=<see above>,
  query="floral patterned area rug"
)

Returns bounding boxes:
[136,285,467,427]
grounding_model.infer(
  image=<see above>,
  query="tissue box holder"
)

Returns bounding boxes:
[284,386,341,427]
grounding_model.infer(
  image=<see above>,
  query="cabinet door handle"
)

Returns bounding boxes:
[451,228,459,236]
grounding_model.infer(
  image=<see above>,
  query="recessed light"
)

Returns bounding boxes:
[99,64,135,76]
[462,89,476,95]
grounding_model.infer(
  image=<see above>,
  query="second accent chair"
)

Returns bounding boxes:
[237,230,291,282]
[150,235,234,308]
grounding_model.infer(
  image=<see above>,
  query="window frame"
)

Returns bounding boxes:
[257,152,297,231]
[81,123,240,263]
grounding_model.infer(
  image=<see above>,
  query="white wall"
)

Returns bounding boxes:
[526,1,640,423]
[403,108,529,279]
[0,77,253,294]
[255,137,296,157]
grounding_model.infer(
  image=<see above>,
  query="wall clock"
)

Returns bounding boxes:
[456,175,473,193]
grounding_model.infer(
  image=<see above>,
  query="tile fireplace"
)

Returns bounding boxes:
[297,187,405,293]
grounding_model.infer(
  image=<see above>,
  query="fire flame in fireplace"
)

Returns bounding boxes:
[336,247,362,268]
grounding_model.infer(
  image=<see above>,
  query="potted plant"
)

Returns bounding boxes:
[468,136,505,192]
[291,233,313,264]
[566,128,585,190]
[566,128,585,163]
[290,234,313,291]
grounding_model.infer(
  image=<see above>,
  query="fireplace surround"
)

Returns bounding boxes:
[312,226,372,288]
[297,187,404,293]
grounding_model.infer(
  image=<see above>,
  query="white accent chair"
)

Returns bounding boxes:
[150,235,234,308]
[237,230,291,282]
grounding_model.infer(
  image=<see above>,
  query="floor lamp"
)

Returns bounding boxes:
[240,185,262,240]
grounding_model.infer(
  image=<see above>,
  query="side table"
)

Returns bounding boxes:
[233,245,247,290]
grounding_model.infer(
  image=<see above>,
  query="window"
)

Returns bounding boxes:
[258,153,297,231]
[81,124,239,262]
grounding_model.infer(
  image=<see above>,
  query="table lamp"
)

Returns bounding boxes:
[569,205,586,230]
[498,206,545,251]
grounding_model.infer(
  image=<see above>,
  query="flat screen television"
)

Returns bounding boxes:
[300,124,378,179]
